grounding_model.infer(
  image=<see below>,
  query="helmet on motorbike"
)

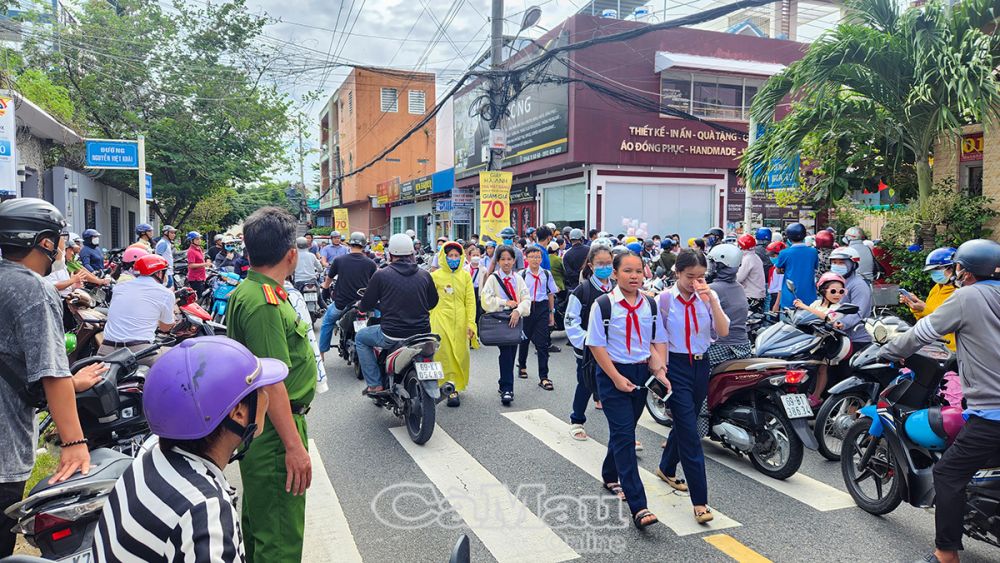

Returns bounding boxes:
[0,197,67,249]
[737,234,756,250]
[82,228,101,239]
[295,236,310,249]
[816,272,847,291]
[626,242,643,254]
[923,247,957,272]
[804,235,816,247]
[66,233,82,249]
[784,223,807,242]
[569,228,584,241]
[134,254,169,276]
[815,230,835,249]
[135,223,153,237]
[766,241,787,254]
[64,332,77,355]
[593,237,614,249]
[660,238,675,250]
[330,230,342,239]
[930,405,966,447]
[144,337,287,440]
[704,227,724,239]
[844,226,864,242]
[625,236,638,245]
[771,230,783,243]
[499,227,516,239]
[122,246,149,264]
[404,229,416,239]
[953,239,1000,280]
[545,222,557,230]
[187,231,202,241]
[707,243,742,270]
[755,227,772,241]
[829,246,861,263]
[348,231,367,247]
[387,233,414,256]
[214,234,224,242]
[904,406,965,451]
[162,225,177,234]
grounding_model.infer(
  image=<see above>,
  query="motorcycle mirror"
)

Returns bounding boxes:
[873,323,889,345]
[785,279,796,295]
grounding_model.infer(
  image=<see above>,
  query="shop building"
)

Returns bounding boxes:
[316,68,436,234]
[451,14,805,239]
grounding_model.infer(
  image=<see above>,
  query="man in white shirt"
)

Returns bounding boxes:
[98,254,175,365]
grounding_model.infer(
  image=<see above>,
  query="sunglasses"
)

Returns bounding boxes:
[826,288,846,295]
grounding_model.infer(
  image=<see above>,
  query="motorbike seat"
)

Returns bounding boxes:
[24,448,131,497]
[711,357,786,376]
[377,333,439,363]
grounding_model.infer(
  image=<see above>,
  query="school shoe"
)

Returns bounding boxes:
[500,391,513,406]
[548,344,561,353]
[447,392,461,407]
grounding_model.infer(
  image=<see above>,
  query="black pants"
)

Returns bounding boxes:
[188,280,206,296]
[0,480,26,557]
[933,415,1000,551]
[517,301,551,379]
[473,287,483,324]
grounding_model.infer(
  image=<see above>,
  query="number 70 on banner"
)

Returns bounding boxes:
[481,200,506,218]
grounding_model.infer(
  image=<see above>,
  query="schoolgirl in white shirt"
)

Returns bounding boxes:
[654,249,730,524]
[586,251,670,529]
[480,245,532,406]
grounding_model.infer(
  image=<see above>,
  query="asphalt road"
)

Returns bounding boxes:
[286,331,998,563]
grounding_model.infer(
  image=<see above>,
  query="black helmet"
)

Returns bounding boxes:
[0,197,67,248]
[785,223,807,242]
[954,239,1000,280]
[704,227,724,239]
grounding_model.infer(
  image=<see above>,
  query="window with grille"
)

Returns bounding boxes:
[128,211,136,241]
[110,206,121,248]
[348,91,353,115]
[408,90,425,114]
[84,200,97,230]
[380,88,398,112]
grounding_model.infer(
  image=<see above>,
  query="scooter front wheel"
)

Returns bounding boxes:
[815,392,868,461]
[840,419,903,515]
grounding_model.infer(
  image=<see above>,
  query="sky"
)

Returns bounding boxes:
[240,0,842,185]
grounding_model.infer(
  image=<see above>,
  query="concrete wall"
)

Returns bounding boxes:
[46,166,146,248]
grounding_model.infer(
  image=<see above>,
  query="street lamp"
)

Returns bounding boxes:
[519,6,542,31]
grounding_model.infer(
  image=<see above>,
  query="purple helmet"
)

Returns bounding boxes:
[143,336,287,440]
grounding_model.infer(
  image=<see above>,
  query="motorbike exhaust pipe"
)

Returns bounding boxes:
[437,382,455,404]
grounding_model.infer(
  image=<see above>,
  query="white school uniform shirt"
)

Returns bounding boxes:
[585,286,669,364]
[658,285,725,356]
[480,269,532,317]
[522,267,559,303]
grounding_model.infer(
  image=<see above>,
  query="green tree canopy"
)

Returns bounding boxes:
[742,0,1000,204]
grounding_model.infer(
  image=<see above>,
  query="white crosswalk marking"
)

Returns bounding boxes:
[503,409,741,536]
[303,439,363,563]
[390,425,580,563]
[636,413,856,511]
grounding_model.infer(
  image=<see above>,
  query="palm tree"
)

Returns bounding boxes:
[742,0,1000,204]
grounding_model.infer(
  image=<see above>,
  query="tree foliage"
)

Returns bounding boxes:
[742,0,1000,204]
[18,0,293,225]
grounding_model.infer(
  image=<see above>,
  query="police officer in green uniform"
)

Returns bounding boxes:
[226,207,316,563]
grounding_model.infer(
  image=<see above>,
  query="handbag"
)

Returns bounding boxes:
[477,274,524,347]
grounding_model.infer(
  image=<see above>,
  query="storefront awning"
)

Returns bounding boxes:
[654,52,785,77]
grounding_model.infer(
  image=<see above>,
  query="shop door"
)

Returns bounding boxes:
[604,183,714,241]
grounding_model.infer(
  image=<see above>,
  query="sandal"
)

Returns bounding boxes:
[694,507,714,524]
[594,401,602,410]
[446,392,460,407]
[603,482,626,501]
[570,424,588,441]
[635,440,644,452]
[538,378,554,391]
[633,509,658,529]
[518,368,528,379]
[655,468,689,491]
[500,391,513,406]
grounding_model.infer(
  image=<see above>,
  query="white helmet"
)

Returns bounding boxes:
[804,235,816,247]
[863,240,875,248]
[844,226,864,241]
[387,233,414,256]
[829,246,861,262]
[405,229,416,239]
[545,222,557,230]
[295,236,309,249]
[771,231,783,243]
[707,243,742,270]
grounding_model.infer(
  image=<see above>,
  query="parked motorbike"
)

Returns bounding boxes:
[210,271,242,323]
[295,279,324,321]
[746,310,780,347]
[646,355,820,480]
[840,333,998,547]
[813,316,910,461]
[336,301,372,380]
[65,289,107,364]
[172,287,225,339]
[367,331,451,445]
[4,448,132,562]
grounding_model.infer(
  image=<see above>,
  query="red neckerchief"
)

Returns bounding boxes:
[619,295,643,354]
[530,271,543,300]
[470,267,478,281]
[502,275,516,301]
[676,291,700,365]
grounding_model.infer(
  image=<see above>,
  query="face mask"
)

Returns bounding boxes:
[447,257,461,270]
[594,265,613,280]
[503,239,513,246]
[955,267,969,288]
[830,264,849,276]
[91,237,100,245]
[471,257,480,266]
[707,236,717,246]
[225,245,235,252]
[930,270,950,285]
[437,245,443,252]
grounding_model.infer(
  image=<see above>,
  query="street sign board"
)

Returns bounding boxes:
[452,186,475,207]
[145,173,152,199]
[85,139,139,169]
[436,199,454,212]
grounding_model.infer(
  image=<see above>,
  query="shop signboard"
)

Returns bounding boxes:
[509,184,537,204]
[415,174,433,197]
[452,207,471,225]
[961,132,984,162]
[333,208,349,233]
[436,199,454,212]
[478,171,513,242]
[452,186,474,207]
[0,97,16,197]
[400,179,415,200]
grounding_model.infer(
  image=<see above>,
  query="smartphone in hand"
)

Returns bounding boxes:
[898,288,913,300]
[644,375,672,402]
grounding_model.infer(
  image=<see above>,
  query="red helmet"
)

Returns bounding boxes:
[134,254,168,276]
[815,230,834,249]
[737,234,756,250]
[816,272,846,291]
[766,241,787,254]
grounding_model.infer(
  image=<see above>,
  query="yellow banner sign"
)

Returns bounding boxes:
[478,171,512,242]
[333,208,349,234]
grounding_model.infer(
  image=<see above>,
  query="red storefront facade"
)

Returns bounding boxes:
[453,14,806,239]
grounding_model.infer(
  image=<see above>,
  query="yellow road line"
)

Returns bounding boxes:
[703,534,772,563]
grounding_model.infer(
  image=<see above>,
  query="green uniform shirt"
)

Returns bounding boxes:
[227,270,316,405]
[550,254,565,291]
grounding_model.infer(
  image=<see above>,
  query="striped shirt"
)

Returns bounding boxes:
[92,443,244,562]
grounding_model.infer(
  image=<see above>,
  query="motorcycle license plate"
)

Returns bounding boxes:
[781,393,813,419]
[353,320,368,332]
[58,551,93,563]
[304,292,317,302]
[415,361,444,381]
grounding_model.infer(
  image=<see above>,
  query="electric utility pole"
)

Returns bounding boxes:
[487,0,504,171]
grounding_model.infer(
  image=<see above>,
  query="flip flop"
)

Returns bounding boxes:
[538,378,554,391]
[518,368,528,379]
[570,424,588,441]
